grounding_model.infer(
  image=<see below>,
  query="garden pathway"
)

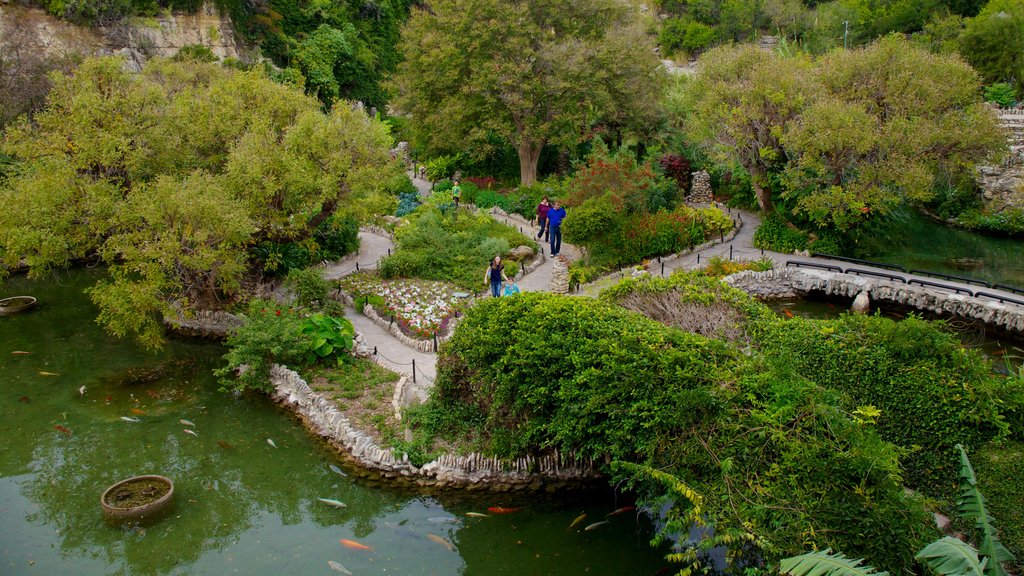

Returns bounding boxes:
[323,197,1024,409]
[320,229,437,400]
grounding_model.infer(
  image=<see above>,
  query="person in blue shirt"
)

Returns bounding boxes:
[546,200,567,257]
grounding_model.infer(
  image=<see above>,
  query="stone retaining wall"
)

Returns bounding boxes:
[270,364,601,490]
[725,268,1024,332]
[163,306,242,338]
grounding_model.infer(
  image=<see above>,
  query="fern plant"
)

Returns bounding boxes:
[780,446,1013,576]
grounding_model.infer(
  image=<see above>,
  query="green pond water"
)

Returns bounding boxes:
[852,210,1024,288]
[0,269,668,576]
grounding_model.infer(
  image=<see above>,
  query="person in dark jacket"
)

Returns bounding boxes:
[546,200,567,257]
[484,255,509,297]
[535,196,551,241]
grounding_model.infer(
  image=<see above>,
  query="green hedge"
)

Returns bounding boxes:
[752,213,809,253]
[754,313,1009,492]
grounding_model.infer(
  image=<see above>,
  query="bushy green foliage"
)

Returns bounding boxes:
[415,292,737,460]
[217,300,353,392]
[285,268,330,309]
[562,143,730,269]
[984,83,1019,107]
[173,45,218,62]
[424,154,463,182]
[975,441,1024,569]
[300,312,354,365]
[754,312,1010,492]
[409,290,939,573]
[0,58,389,348]
[377,207,534,290]
[253,215,360,277]
[959,0,1024,95]
[659,17,716,54]
[956,208,1024,236]
[752,213,808,253]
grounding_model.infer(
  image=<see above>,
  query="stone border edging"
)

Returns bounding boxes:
[269,364,601,490]
[162,306,243,338]
[329,289,453,352]
[725,267,1024,332]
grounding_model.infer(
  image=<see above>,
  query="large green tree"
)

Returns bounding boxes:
[677,45,815,214]
[959,0,1024,95]
[0,57,397,347]
[390,0,665,185]
[678,37,1004,229]
[783,35,1005,230]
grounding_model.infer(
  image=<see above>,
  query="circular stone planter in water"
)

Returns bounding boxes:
[101,475,174,523]
[0,296,36,315]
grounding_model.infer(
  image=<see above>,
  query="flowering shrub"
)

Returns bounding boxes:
[339,272,465,339]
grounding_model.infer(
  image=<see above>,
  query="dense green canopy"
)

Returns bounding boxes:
[390,0,665,185]
[0,57,399,347]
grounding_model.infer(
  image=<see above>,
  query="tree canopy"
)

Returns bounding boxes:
[678,35,1005,230]
[0,57,398,348]
[389,0,666,185]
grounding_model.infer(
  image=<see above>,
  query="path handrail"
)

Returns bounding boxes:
[907,269,990,288]
[812,253,906,273]
[993,283,1024,297]
[785,260,844,273]
[844,267,906,283]
[975,291,1024,307]
[907,279,974,296]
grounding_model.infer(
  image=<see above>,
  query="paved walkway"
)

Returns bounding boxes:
[324,193,1024,407]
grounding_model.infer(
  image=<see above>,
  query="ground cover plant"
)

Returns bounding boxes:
[302,358,401,444]
[402,273,1024,574]
[338,272,465,339]
[377,206,536,291]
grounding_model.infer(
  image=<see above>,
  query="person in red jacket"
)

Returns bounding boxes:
[535,196,551,241]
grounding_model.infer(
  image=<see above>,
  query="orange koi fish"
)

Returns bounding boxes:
[11,351,31,355]
[130,408,146,415]
[339,539,373,551]
[54,424,72,435]
[782,309,794,318]
[487,506,521,514]
[607,505,636,516]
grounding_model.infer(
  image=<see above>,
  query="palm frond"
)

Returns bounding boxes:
[781,549,890,576]
[916,536,987,576]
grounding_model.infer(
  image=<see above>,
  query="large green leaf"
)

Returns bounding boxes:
[916,537,986,576]
[956,445,1016,576]
[780,549,890,576]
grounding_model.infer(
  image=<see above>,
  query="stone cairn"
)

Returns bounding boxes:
[550,257,570,294]
[688,170,713,203]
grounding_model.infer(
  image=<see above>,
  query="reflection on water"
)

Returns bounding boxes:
[852,209,1024,288]
[0,269,668,575]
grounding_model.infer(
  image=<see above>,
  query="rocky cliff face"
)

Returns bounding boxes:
[976,108,1024,209]
[0,2,243,64]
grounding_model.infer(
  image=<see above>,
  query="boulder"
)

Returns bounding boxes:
[510,245,534,260]
[851,291,870,314]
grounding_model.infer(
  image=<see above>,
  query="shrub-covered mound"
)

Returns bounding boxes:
[408,277,1024,573]
[755,312,1009,493]
[600,271,776,343]
[406,292,938,573]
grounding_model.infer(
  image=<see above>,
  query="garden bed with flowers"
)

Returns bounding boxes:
[338,272,467,340]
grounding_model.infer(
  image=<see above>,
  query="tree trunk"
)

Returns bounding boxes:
[517,140,544,186]
[746,162,775,214]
